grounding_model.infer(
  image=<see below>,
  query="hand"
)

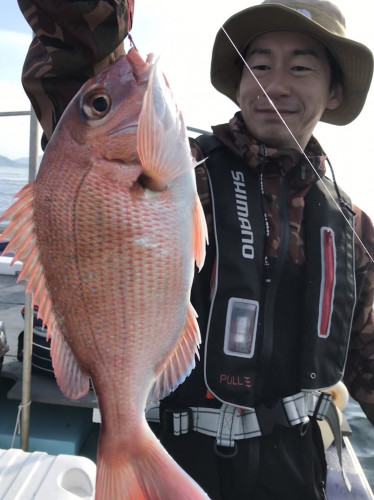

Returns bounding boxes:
[126,48,155,81]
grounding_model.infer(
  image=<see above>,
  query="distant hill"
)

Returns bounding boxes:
[13,157,30,167]
[0,155,16,167]
[0,155,42,167]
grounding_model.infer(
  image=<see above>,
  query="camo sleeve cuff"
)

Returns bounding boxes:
[18,0,134,146]
[344,206,374,409]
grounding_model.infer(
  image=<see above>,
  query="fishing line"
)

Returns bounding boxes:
[221,25,374,264]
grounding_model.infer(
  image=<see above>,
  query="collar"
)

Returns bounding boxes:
[211,112,327,189]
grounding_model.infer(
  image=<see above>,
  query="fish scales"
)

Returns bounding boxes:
[1,49,209,499]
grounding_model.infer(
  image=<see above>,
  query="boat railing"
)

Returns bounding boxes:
[1,107,39,451]
[0,111,30,117]
[0,109,39,182]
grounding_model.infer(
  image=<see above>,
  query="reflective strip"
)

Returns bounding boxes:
[304,390,332,419]
[145,390,331,443]
[215,405,260,446]
[217,405,240,447]
[173,410,190,436]
[283,392,309,425]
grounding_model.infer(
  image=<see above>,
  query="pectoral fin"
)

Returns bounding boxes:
[193,194,208,271]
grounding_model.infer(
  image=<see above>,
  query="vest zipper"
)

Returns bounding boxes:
[255,174,290,402]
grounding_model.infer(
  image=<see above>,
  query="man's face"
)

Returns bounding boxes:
[236,31,343,150]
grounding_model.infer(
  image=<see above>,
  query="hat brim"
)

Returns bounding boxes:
[211,4,373,125]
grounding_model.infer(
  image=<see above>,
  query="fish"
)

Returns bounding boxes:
[0,48,209,499]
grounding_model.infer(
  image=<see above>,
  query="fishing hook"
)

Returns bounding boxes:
[221,26,374,264]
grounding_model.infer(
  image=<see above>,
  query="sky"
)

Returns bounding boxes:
[0,0,373,218]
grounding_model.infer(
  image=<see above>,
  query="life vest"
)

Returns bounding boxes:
[196,135,356,410]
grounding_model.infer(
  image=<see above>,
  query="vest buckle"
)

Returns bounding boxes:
[256,399,291,435]
[161,408,193,436]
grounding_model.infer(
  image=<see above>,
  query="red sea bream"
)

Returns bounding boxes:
[1,48,209,499]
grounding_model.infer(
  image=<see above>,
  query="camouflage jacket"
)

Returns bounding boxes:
[18,0,134,148]
[191,112,374,416]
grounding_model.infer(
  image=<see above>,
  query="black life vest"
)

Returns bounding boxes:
[196,135,356,410]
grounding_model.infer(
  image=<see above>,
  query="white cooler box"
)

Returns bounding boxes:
[0,448,96,500]
[0,256,23,276]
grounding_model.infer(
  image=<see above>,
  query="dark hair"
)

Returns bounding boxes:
[325,48,344,90]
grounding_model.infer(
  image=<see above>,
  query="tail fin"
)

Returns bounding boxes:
[96,426,209,500]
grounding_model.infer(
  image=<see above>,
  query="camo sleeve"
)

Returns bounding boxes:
[17,0,134,148]
[344,206,374,422]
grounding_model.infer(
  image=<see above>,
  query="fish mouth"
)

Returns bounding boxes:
[108,115,139,135]
[108,124,138,135]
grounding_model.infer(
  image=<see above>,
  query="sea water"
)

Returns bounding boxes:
[344,398,374,490]
[0,163,29,220]
[0,163,373,490]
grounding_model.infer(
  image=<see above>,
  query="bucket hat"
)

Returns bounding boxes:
[211,0,373,125]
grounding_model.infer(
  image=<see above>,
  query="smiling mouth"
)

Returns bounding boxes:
[256,109,297,123]
[257,109,295,115]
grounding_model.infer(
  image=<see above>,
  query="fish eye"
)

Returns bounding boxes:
[82,90,111,119]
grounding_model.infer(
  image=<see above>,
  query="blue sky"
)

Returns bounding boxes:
[0,4,29,85]
[0,0,373,218]
[0,3,28,31]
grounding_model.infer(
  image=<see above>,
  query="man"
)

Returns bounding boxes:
[147,1,374,499]
[18,1,374,499]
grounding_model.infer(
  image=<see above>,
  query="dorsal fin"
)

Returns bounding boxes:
[137,59,195,186]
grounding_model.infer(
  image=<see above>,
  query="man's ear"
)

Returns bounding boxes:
[326,83,344,111]
[236,84,241,104]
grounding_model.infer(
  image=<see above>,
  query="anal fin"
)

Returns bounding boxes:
[148,303,201,403]
[49,320,90,400]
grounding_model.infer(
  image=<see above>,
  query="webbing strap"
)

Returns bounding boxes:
[324,402,351,491]
[146,404,262,441]
[146,391,348,490]
[146,390,331,441]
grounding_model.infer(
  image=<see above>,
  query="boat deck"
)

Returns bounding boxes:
[0,272,99,462]
[0,268,373,499]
